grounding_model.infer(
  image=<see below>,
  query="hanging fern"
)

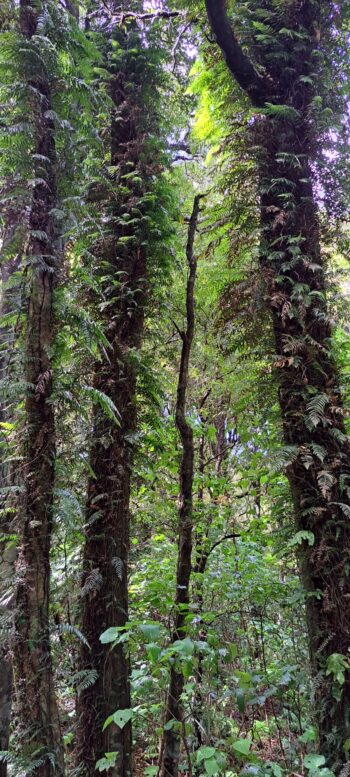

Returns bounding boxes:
[82,386,121,425]
[80,568,103,598]
[305,393,330,430]
[70,669,98,695]
[51,622,90,648]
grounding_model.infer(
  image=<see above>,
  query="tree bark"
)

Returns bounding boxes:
[0,199,26,777]
[160,195,202,777]
[260,119,350,768]
[77,349,137,777]
[205,0,350,768]
[76,22,159,776]
[12,3,64,775]
[0,5,27,765]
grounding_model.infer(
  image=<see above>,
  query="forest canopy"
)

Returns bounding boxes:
[1,1,350,777]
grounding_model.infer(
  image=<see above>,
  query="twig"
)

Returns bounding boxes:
[172,20,193,72]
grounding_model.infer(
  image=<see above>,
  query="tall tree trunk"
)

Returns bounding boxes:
[0,201,26,777]
[77,345,138,777]
[205,0,350,767]
[12,2,64,774]
[76,20,161,775]
[160,195,202,777]
[0,5,25,768]
[260,120,350,766]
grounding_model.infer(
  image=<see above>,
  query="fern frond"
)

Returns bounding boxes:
[82,386,120,425]
[52,622,90,648]
[305,393,329,430]
[80,568,103,597]
[71,669,98,695]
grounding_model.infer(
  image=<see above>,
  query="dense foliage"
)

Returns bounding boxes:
[0,1,350,777]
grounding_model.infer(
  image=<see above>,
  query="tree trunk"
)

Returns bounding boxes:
[261,119,350,767]
[205,0,350,767]
[76,21,158,776]
[160,195,202,777]
[0,6,28,767]
[0,201,26,777]
[12,3,64,774]
[77,340,139,775]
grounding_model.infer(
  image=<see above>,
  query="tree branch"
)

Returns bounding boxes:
[205,0,269,106]
[119,10,187,23]
[209,533,239,555]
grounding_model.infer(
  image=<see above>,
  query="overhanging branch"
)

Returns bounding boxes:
[205,0,269,107]
[119,10,187,22]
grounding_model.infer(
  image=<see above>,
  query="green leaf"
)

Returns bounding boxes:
[96,752,117,771]
[236,689,245,714]
[232,739,252,757]
[173,637,194,656]
[289,530,315,548]
[140,623,161,641]
[103,709,133,731]
[83,386,120,425]
[326,653,349,685]
[146,643,161,663]
[263,103,300,121]
[205,758,220,776]
[164,719,180,732]
[304,754,326,771]
[299,727,316,744]
[100,627,120,644]
[197,747,216,764]
[305,393,329,430]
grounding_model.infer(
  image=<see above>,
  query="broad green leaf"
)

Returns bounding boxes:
[146,643,161,663]
[299,727,316,744]
[103,709,133,731]
[164,719,179,732]
[232,738,252,757]
[173,637,194,656]
[140,623,161,641]
[304,754,326,770]
[326,653,349,685]
[197,747,216,764]
[100,627,120,644]
[96,752,117,771]
[205,758,220,776]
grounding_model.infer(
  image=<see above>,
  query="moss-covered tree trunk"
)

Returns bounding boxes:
[76,20,162,776]
[77,336,140,776]
[0,9,27,771]
[12,2,64,774]
[260,119,350,765]
[205,0,350,767]
[0,202,25,777]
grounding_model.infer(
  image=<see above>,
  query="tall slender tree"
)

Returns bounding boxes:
[0,225,20,775]
[204,0,350,766]
[160,195,202,777]
[0,188,27,777]
[76,12,169,776]
[0,7,27,770]
[12,1,65,773]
